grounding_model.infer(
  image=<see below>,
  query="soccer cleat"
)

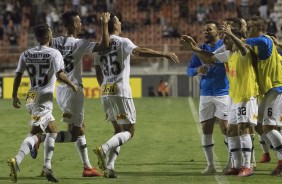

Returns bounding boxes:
[224,168,240,175]
[237,166,253,177]
[201,165,216,174]
[30,141,40,159]
[259,153,271,163]
[93,146,107,171]
[104,169,118,178]
[271,160,282,175]
[42,166,58,183]
[7,158,19,183]
[82,167,103,177]
[39,168,46,177]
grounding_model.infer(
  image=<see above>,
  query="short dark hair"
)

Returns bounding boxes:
[248,15,267,32]
[33,24,50,41]
[62,11,79,27]
[225,17,241,30]
[204,20,220,29]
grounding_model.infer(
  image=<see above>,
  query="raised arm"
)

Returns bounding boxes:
[222,24,247,56]
[94,65,104,86]
[132,47,179,63]
[180,35,216,64]
[12,72,23,108]
[93,12,111,52]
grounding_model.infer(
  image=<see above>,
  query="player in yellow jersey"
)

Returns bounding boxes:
[245,15,282,176]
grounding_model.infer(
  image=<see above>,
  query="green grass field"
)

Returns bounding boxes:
[0,97,282,184]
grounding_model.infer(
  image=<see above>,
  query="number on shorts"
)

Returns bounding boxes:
[268,108,272,117]
[237,107,246,116]
[99,52,121,76]
[26,63,50,87]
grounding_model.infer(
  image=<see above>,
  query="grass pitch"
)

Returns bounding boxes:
[0,97,281,184]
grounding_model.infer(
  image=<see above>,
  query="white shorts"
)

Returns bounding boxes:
[25,91,55,131]
[101,96,136,125]
[56,85,84,127]
[199,95,229,122]
[258,90,282,126]
[228,97,258,126]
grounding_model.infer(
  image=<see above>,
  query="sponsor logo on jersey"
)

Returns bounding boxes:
[101,83,118,95]
[253,114,258,120]
[116,114,127,120]
[26,91,38,104]
[63,113,72,119]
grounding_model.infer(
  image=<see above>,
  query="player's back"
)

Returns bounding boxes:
[51,36,96,85]
[20,46,63,94]
[95,35,137,98]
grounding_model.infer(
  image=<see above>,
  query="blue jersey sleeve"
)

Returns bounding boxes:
[186,53,202,76]
[245,36,272,60]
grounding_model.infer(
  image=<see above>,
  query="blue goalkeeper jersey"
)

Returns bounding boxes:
[186,39,229,96]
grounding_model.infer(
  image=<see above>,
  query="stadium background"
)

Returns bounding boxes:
[0,0,281,99]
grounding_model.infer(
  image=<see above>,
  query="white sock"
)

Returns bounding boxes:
[228,136,241,169]
[102,131,131,154]
[266,130,282,160]
[44,133,56,169]
[15,135,38,166]
[107,146,120,170]
[202,134,214,167]
[259,135,269,153]
[75,135,92,169]
[240,134,252,168]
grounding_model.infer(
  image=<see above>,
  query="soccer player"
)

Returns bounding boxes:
[245,15,282,175]
[31,11,111,177]
[93,13,179,178]
[8,24,78,183]
[185,20,229,174]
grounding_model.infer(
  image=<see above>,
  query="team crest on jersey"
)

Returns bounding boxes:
[26,91,38,104]
[101,83,118,95]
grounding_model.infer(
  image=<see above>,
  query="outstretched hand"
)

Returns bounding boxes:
[13,97,21,108]
[165,53,180,63]
[180,35,198,50]
[101,12,111,24]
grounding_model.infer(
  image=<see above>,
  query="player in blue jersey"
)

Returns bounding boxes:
[186,20,229,174]
[245,15,282,176]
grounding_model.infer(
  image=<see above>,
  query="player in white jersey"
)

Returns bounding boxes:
[93,13,179,178]
[8,24,77,183]
[30,11,110,177]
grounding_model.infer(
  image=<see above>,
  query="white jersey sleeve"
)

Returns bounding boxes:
[214,50,230,63]
[123,38,137,55]
[16,53,27,73]
[213,44,226,54]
